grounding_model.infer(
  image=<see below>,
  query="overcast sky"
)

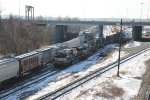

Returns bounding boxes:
[0,0,149,19]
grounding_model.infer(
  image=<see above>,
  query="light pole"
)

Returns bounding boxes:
[140,2,144,21]
[19,0,20,18]
[147,0,150,20]
[84,8,85,22]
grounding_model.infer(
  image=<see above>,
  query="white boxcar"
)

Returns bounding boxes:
[0,58,19,83]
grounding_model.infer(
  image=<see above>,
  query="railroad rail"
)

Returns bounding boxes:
[39,48,150,100]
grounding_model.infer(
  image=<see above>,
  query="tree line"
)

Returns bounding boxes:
[0,16,82,56]
[0,15,53,56]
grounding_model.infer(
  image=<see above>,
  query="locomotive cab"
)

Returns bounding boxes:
[54,49,74,67]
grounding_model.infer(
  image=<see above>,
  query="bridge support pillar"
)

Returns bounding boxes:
[53,25,67,43]
[132,26,142,41]
[98,25,103,37]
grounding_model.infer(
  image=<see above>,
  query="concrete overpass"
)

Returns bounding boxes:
[35,20,150,26]
[34,20,150,43]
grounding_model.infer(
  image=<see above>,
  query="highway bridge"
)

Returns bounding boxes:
[34,20,150,42]
[35,20,150,26]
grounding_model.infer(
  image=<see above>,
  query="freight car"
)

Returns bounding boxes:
[0,58,19,84]
[0,44,66,84]
[36,47,56,65]
[15,51,41,76]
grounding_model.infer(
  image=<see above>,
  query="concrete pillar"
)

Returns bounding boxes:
[132,26,142,41]
[53,25,67,43]
[98,25,103,37]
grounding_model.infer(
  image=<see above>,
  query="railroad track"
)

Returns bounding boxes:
[0,47,103,99]
[38,47,150,100]
[0,64,55,90]
[0,64,62,99]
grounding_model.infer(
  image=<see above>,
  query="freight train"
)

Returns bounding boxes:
[0,45,65,84]
[0,32,120,84]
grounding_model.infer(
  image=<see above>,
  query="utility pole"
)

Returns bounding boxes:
[117,19,122,77]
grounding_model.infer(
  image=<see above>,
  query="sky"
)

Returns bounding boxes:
[0,0,150,19]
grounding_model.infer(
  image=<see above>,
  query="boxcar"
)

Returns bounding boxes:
[15,51,41,75]
[0,58,19,83]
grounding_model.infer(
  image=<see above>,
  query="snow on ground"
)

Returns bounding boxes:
[57,49,150,100]
[26,44,123,100]
[4,42,148,100]
[2,44,118,100]
[124,41,141,48]
[26,44,130,100]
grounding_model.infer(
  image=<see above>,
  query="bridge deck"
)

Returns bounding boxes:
[35,20,150,26]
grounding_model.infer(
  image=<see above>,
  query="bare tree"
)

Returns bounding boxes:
[0,15,54,55]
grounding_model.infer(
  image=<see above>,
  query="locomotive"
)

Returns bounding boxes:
[54,47,88,67]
